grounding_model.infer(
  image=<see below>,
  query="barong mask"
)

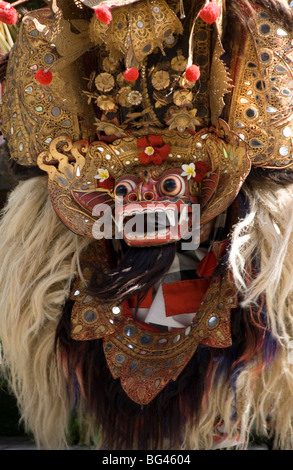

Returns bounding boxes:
[2,0,293,406]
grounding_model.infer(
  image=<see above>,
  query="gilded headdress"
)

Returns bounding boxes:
[1,0,293,240]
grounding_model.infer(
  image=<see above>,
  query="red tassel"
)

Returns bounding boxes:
[185,65,200,82]
[199,2,221,24]
[35,68,53,85]
[0,1,18,25]
[123,67,139,82]
[94,5,112,25]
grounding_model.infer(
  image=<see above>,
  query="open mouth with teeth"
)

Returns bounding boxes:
[114,201,192,246]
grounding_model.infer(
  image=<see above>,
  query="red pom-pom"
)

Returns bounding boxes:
[123,67,139,82]
[185,65,200,82]
[0,1,18,25]
[35,68,53,85]
[94,5,112,25]
[199,2,221,24]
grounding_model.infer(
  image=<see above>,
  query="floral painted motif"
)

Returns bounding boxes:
[137,135,170,165]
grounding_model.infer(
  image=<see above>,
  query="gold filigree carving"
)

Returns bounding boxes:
[89,0,183,66]
[1,9,95,166]
[209,38,232,125]
[70,260,237,405]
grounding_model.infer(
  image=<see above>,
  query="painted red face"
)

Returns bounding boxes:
[40,125,250,243]
[113,169,198,246]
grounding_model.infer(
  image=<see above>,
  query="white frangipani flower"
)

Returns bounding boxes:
[94,168,110,182]
[181,163,196,180]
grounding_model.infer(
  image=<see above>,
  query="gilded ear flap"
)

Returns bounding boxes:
[227,4,293,169]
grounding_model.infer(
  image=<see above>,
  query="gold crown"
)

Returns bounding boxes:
[3,0,293,171]
[2,1,293,194]
[36,119,249,237]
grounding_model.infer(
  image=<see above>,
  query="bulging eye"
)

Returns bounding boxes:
[160,175,185,196]
[114,179,136,198]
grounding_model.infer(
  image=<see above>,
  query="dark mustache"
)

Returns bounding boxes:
[86,243,177,305]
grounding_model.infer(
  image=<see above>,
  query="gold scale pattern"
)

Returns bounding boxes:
[228,4,293,168]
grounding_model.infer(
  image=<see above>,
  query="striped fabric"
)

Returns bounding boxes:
[133,211,228,330]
